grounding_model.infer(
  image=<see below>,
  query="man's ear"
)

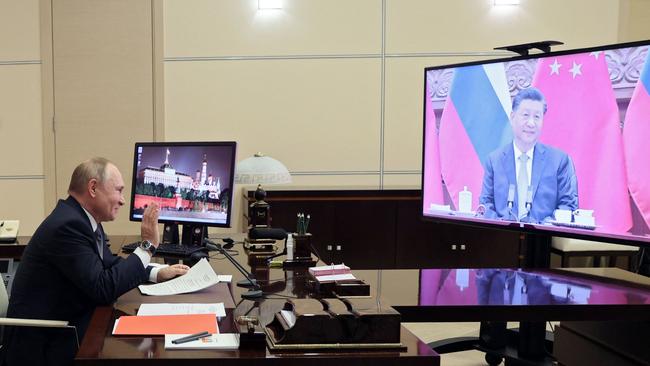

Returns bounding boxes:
[88,179,98,198]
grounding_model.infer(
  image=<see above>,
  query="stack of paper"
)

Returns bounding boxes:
[137,303,226,317]
[308,264,356,283]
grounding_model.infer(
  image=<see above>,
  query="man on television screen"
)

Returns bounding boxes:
[479,87,578,223]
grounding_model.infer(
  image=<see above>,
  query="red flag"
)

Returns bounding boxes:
[422,76,444,210]
[623,50,650,229]
[533,52,632,233]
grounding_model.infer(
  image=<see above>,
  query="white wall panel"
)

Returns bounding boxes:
[0,0,40,61]
[386,0,620,54]
[0,179,45,235]
[165,59,382,173]
[165,0,382,57]
[0,65,43,176]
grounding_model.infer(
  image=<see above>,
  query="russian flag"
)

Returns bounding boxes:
[623,49,650,230]
[439,64,512,211]
[422,74,444,210]
[533,52,632,233]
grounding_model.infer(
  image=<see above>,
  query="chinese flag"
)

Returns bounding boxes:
[533,52,632,233]
[623,50,650,229]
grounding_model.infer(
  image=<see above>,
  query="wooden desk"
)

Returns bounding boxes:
[0,236,29,259]
[74,235,440,365]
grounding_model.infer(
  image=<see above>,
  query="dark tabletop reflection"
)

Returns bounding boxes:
[420,269,650,306]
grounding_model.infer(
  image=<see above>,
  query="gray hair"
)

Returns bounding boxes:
[68,157,113,195]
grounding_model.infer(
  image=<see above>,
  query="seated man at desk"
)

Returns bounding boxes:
[479,87,578,223]
[3,157,189,366]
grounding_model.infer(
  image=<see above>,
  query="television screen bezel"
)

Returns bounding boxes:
[129,141,237,228]
[420,39,650,248]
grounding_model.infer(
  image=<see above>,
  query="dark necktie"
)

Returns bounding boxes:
[95,225,104,260]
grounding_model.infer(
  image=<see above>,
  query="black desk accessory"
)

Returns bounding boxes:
[222,237,235,249]
[283,233,316,266]
[265,298,402,350]
[204,238,263,300]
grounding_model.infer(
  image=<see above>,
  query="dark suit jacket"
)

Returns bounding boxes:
[479,143,578,223]
[4,196,150,365]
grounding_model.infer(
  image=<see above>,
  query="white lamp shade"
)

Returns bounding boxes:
[234,154,291,185]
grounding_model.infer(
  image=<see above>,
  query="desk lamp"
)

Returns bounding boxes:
[234,153,291,244]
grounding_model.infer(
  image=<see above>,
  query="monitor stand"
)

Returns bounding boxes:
[163,223,209,247]
[181,224,208,247]
[162,223,180,244]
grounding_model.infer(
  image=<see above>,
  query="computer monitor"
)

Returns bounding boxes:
[129,141,237,244]
[421,40,650,246]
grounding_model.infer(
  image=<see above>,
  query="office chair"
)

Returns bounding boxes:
[0,277,79,360]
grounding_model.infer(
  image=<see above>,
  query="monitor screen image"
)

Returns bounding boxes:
[129,141,237,227]
[421,40,650,245]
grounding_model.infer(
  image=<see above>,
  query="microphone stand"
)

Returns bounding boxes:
[204,239,263,300]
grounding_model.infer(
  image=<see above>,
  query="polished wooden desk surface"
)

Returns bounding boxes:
[10,234,650,364]
[396,267,650,322]
[74,235,440,365]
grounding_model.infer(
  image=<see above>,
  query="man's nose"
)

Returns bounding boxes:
[119,196,125,206]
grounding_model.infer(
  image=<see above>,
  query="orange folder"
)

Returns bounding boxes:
[113,314,219,335]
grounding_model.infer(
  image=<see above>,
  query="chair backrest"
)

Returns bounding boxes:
[0,273,9,318]
[0,275,7,317]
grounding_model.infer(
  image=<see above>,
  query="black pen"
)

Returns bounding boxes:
[171,331,210,344]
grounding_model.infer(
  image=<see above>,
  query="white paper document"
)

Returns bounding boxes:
[164,333,239,350]
[280,309,296,328]
[138,258,219,296]
[217,275,232,283]
[314,273,356,283]
[137,303,226,317]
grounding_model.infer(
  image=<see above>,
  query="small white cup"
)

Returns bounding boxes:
[574,215,595,226]
[554,209,573,223]
[573,209,594,217]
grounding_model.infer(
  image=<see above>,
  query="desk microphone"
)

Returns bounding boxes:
[522,186,533,222]
[204,239,263,300]
[525,186,533,212]
[507,184,515,209]
[506,184,517,221]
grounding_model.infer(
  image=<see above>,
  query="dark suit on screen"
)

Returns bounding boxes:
[479,142,578,223]
[3,196,151,366]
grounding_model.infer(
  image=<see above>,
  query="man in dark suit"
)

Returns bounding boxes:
[479,87,578,223]
[3,158,189,365]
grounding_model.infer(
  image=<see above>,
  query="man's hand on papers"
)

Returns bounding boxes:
[157,264,190,282]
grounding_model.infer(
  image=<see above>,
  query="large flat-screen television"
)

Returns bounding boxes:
[421,40,650,245]
[129,141,237,229]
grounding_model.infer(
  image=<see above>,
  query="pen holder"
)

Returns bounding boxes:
[292,233,312,259]
[283,233,315,266]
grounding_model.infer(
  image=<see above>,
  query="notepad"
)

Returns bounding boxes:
[309,264,355,283]
[137,303,226,317]
[112,314,218,335]
[164,333,239,350]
